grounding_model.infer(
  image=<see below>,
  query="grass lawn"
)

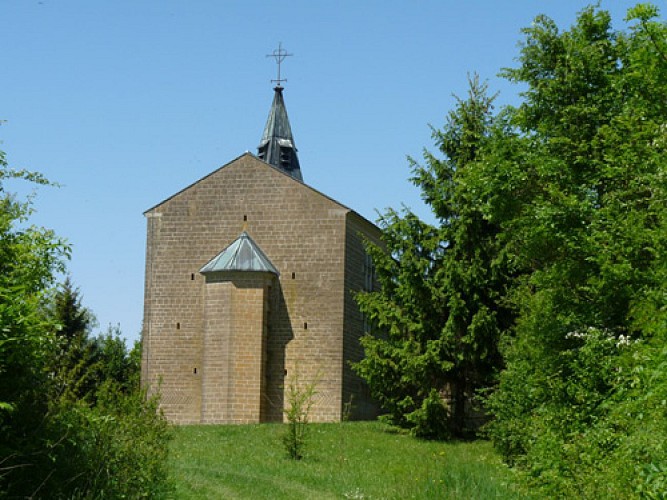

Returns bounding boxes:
[170,421,527,499]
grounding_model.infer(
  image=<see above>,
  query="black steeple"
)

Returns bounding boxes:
[257,87,302,181]
[257,44,302,181]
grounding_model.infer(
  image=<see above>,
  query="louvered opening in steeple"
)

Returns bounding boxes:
[258,142,268,162]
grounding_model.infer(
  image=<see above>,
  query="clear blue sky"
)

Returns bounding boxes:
[0,0,653,344]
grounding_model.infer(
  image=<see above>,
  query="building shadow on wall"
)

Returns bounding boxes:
[261,280,293,422]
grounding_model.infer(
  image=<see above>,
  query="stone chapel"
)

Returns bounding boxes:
[141,81,381,424]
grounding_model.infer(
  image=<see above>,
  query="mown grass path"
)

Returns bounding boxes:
[170,421,527,499]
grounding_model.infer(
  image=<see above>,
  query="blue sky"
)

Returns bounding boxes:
[1,0,653,344]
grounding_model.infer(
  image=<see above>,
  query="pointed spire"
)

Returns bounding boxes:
[257,45,302,181]
[257,87,302,181]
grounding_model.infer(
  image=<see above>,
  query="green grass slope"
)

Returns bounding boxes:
[170,421,526,499]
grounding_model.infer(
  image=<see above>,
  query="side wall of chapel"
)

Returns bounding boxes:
[342,213,382,420]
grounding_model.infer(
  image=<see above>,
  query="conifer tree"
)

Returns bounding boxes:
[354,76,513,438]
[50,277,98,398]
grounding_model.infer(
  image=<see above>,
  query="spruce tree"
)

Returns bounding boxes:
[354,76,513,438]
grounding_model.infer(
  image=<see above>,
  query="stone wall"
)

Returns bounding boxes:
[201,278,232,422]
[342,212,383,420]
[142,153,378,423]
[201,273,273,423]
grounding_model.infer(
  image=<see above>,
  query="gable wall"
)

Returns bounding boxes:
[142,154,349,423]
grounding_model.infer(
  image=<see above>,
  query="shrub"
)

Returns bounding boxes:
[40,383,172,499]
[282,372,317,460]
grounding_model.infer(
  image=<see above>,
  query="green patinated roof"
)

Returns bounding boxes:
[200,231,279,275]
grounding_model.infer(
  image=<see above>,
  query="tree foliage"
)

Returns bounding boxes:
[0,149,171,498]
[354,76,513,438]
[48,279,142,403]
[478,4,667,497]
[356,3,667,496]
[48,277,99,400]
[0,150,69,461]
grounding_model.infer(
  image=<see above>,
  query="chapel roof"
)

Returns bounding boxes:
[200,231,279,275]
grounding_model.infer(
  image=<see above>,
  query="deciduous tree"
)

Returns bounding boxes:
[483,4,667,496]
[0,148,171,498]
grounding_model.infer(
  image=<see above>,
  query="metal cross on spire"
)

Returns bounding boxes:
[266,42,293,88]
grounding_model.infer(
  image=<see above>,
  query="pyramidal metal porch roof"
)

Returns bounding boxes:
[200,231,279,275]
